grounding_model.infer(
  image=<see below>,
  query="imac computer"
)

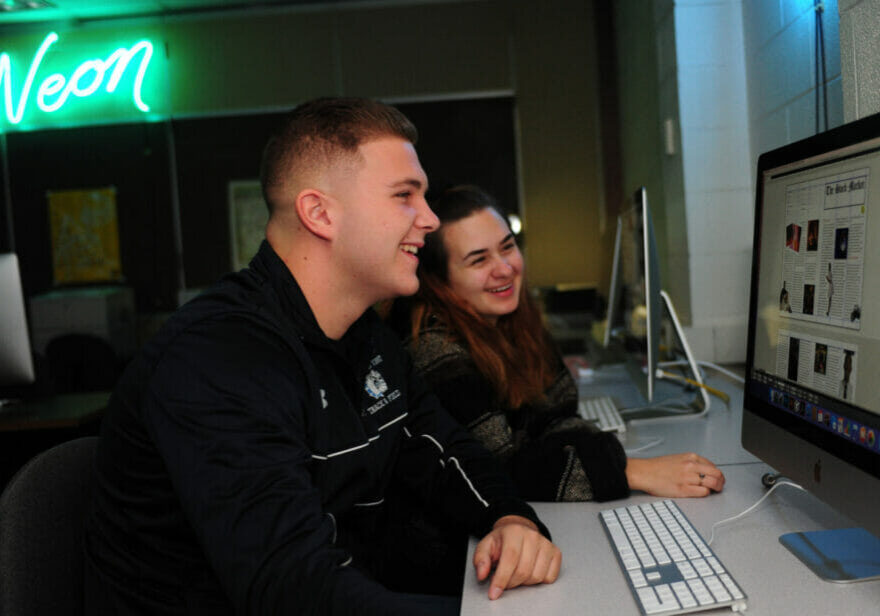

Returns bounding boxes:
[602,187,660,401]
[0,253,35,405]
[603,187,708,411]
[742,111,880,581]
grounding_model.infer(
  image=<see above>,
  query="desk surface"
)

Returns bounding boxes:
[461,375,880,615]
[0,391,109,431]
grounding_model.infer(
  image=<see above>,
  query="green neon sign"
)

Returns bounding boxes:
[0,31,165,131]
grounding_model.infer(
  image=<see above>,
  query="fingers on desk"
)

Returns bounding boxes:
[681,453,725,495]
[475,527,562,600]
[696,458,725,493]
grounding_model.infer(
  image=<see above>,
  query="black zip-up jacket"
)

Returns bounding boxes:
[84,241,547,615]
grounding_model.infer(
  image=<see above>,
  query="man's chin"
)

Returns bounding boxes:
[397,280,420,298]
[392,274,420,298]
[374,279,420,304]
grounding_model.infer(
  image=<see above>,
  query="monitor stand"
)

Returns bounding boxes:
[779,528,880,583]
[658,290,711,413]
[626,291,712,422]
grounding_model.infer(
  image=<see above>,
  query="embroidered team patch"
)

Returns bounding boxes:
[364,369,388,399]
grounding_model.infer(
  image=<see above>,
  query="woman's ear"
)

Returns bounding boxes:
[295,189,334,240]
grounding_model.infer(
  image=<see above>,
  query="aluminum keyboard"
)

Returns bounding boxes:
[578,396,626,433]
[599,500,747,615]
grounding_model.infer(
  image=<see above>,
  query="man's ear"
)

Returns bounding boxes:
[295,189,335,240]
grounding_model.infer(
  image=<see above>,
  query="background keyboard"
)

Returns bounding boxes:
[578,396,626,433]
[599,500,747,615]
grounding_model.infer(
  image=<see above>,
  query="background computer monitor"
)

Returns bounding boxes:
[742,112,880,546]
[0,253,36,393]
[604,187,661,402]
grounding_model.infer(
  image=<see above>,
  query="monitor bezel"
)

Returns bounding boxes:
[743,112,880,535]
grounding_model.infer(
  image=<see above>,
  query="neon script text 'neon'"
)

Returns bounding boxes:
[0,32,154,125]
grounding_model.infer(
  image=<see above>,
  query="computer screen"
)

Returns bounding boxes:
[742,112,880,541]
[604,187,661,402]
[0,253,35,392]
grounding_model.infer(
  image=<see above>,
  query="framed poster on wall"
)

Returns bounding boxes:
[47,186,122,284]
[228,180,268,273]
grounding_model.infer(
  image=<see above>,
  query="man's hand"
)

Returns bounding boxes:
[472,515,562,600]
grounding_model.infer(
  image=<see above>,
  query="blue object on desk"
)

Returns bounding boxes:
[779,527,880,583]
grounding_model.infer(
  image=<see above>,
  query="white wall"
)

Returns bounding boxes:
[659,0,844,364]
[839,0,880,120]
[742,0,843,167]
[666,0,753,364]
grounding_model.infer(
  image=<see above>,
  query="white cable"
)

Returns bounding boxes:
[707,480,806,546]
[699,361,745,384]
[624,437,664,454]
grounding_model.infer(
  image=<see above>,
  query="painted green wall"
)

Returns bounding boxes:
[3,0,612,291]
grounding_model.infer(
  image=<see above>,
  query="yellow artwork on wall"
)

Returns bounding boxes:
[48,186,122,284]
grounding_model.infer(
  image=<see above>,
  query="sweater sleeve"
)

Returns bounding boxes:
[392,350,550,540]
[410,331,629,503]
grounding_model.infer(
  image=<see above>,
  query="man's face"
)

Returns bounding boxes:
[329,137,438,303]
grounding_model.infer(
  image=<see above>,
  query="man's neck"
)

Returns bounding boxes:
[269,236,369,341]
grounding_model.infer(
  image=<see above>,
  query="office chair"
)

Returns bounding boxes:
[0,436,98,616]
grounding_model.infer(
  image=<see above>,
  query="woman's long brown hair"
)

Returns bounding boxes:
[408,185,557,409]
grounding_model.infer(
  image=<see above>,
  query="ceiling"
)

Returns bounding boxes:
[0,0,390,27]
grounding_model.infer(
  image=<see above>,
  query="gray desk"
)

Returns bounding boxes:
[617,373,759,466]
[461,376,880,615]
[577,364,757,466]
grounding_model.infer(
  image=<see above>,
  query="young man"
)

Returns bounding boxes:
[84,98,561,615]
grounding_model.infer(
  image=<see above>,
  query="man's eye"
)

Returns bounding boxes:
[502,242,516,251]
[470,257,485,266]
[395,191,412,199]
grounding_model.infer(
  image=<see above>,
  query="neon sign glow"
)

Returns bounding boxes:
[0,32,156,126]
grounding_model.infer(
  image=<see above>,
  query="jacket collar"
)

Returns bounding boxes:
[249,240,375,355]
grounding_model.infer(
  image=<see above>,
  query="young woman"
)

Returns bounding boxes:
[399,185,725,503]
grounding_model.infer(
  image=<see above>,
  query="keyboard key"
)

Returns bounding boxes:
[676,561,698,579]
[720,574,745,600]
[686,579,715,606]
[671,582,698,608]
[637,587,661,612]
[629,569,648,588]
[707,556,725,574]
[704,575,733,602]
[655,583,680,609]
[692,558,713,577]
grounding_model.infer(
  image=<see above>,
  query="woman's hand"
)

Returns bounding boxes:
[625,453,725,497]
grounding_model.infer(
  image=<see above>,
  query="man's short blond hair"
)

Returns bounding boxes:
[260,97,418,214]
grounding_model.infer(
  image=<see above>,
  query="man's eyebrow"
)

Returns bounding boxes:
[389,178,425,190]
[500,233,514,244]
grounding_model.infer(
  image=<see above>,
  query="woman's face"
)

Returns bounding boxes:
[441,207,523,324]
